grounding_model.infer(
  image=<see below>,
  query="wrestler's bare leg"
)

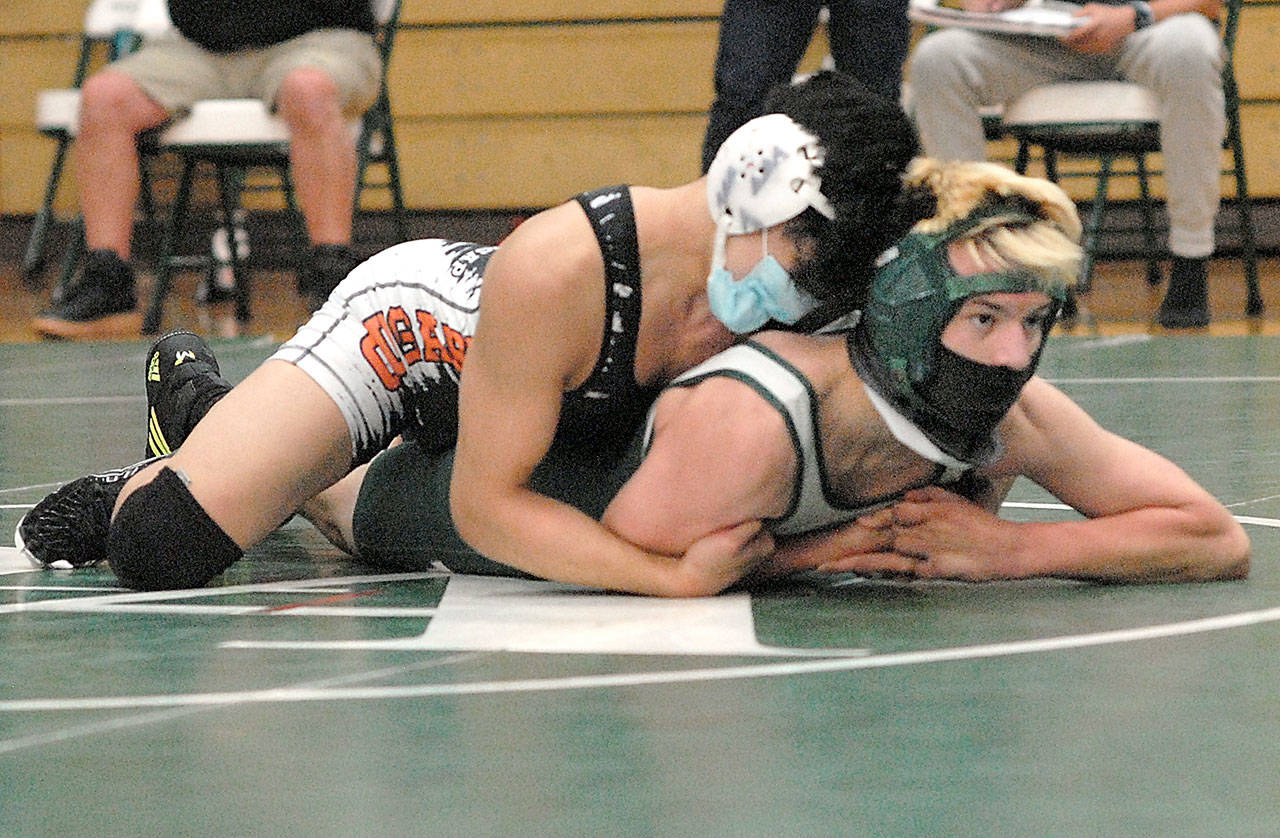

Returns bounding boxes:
[113,360,354,550]
[297,463,371,555]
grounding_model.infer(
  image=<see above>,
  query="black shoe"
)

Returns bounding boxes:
[195,271,235,306]
[15,459,156,569]
[31,249,141,339]
[297,244,362,311]
[1157,256,1210,329]
[197,213,247,305]
[145,330,233,458]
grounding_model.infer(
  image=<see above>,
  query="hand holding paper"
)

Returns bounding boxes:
[909,0,1088,37]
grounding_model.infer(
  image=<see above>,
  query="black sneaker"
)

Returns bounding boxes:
[145,330,233,459]
[31,249,141,340]
[1157,256,1210,329]
[15,459,157,569]
[196,216,247,305]
[195,271,235,306]
[297,243,362,311]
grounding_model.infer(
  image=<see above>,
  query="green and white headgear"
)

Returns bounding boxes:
[850,160,1081,465]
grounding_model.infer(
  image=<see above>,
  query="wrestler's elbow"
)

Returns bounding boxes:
[448,475,487,548]
[1184,508,1250,581]
[448,469,519,557]
[1211,521,1251,580]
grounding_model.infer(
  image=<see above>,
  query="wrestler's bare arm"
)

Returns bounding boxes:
[872,378,1250,582]
[600,377,796,554]
[448,208,770,596]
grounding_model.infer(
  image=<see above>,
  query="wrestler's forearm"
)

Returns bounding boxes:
[452,485,766,597]
[984,503,1249,583]
[767,515,908,576]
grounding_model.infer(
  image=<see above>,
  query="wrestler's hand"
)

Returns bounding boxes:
[676,520,776,596]
[887,486,1023,580]
[776,510,919,577]
[1061,3,1134,54]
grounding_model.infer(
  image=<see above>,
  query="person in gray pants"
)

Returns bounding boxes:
[909,0,1226,327]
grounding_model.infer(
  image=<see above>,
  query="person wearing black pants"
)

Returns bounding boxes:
[701,0,910,172]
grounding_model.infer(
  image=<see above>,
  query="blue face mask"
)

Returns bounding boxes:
[706,254,818,334]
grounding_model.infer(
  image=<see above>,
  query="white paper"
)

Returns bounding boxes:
[910,0,1086,37]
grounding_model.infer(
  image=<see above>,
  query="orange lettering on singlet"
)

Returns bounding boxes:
[359,312,408,390]
[415,310,446,364]
[440,323,471,371]
[386,306,422,365]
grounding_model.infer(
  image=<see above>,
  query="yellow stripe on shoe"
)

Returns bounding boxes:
[147,407,172,457]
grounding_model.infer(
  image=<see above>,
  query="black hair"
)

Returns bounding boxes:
[764,71,926,317]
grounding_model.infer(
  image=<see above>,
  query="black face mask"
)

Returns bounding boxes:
[914,344,1036,463]
[850,332,1037,466]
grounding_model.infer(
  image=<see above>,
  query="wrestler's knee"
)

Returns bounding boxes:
[107,466,243,591]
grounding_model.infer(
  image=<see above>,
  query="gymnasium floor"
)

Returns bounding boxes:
[2,312,1279,835]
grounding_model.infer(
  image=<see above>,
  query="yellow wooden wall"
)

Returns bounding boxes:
[0,0,1275,215]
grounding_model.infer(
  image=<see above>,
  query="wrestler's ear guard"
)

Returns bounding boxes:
[705,113,835,236]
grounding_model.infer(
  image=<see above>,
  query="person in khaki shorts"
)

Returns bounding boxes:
[31,1,383,340]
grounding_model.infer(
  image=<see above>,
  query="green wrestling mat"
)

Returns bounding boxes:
[2,335,1278,836]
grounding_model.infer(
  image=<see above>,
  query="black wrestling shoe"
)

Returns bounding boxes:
[144,330,233,459]
[15,459,156,569]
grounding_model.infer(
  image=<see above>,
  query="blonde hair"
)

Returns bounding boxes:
[907,158,1083,291]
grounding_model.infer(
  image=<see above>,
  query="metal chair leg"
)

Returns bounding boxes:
[1077,157,1112,295]
[382,119,408,243]
[214,164,253,323]
[1227,108,1263,316]
[23,137,75,286]
[51,217,87,304]
[1238,187,1263,317]
[1043,148,1060,184]
[144,159,197,335]
[1134,155,1162,286]
[1014,139,1031,175]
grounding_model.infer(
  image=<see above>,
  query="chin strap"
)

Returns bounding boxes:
[862,383,973,483]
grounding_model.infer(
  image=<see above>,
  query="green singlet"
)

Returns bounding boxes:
[352,433,645,578]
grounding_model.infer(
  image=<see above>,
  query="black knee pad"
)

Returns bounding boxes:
[107,466,243,591]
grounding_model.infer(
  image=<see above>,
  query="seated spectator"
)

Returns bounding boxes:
[31,0,383,340]
[909,0,1227,328]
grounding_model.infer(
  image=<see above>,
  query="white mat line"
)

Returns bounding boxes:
[1048,376,1280,384]
[0,571,441,614]
[0,483,64,496]
[0,651,484,755]
[4,605,1279,712]
[0,395,141,407]
[37,603,440,618]
[1003,503,1280,529]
